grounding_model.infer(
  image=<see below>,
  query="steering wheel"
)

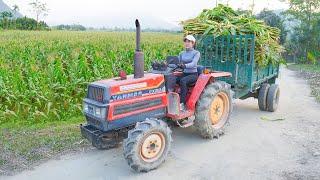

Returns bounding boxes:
[168,65,184,77]
[169,65,183,72]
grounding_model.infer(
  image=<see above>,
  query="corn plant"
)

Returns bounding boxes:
[0,31,182,124]
[181,4,284,67]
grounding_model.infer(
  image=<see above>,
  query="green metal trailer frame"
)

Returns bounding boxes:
[196,34,279,99]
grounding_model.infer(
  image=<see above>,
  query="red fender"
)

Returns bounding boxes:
[186,72,231,111]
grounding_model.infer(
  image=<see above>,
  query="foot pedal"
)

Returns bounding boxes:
[176,115,195,128]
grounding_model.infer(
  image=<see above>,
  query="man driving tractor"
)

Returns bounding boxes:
[170,35,201,110]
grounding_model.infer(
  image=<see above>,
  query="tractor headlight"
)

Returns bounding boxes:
[95,108,101,116]
[83,102,106,118]
[94,107,106,118]
[83,103,89,112]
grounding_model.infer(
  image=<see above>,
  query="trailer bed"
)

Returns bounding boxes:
[196,34,279,99]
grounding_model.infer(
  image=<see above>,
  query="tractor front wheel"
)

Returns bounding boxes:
[123,118,172,172]
[195,81,233,139]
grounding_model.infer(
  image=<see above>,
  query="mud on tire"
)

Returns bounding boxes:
[195,81,234,139]
[123,118,172,172]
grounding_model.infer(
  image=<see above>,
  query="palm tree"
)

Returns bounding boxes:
[29,0,49,23]
[12,5,19,17]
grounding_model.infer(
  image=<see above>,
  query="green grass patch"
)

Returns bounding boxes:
[288,64,320,73]
[0,116,89,175]
[288,64,320,103]
[0,158,6,166]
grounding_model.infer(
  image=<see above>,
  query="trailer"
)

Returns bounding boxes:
[197,34,280,111]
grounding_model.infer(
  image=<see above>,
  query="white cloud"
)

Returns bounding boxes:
[4,0,289,28]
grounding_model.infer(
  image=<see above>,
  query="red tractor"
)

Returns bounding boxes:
[80,20,233,172]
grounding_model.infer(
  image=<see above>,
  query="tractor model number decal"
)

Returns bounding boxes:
[119,82,147,91]
[111,86,165,101]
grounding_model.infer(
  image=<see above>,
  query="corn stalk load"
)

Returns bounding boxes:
[181,4,284,67]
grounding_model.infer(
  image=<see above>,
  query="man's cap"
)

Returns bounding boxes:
[184,35,196,43]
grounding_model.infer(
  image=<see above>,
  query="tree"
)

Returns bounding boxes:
[0,11,13,29]
[256,9,288,44]
[284,0,320,63]
[54,24,86,31]
[29,0,49,22]
[12,4,19,13]
[0,11,13,19]
[12,5,19,16]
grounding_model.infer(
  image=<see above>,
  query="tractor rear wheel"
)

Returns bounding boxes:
[195,81,233,139]
[123,118,172,172]
[258,83,270,111]
[267,84,280,112]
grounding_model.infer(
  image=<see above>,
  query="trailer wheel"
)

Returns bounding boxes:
[267,84,280,112]
[258,83,270,111]
[195,81,233,139]
[123,118,172,172]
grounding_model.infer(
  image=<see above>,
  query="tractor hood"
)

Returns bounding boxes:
[86,73,165,104]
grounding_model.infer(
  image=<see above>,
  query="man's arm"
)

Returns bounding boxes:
[168,64,177,68]
[168,52,183,68]
[185,51,200,69]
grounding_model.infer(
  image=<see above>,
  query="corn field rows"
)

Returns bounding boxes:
[0,31,182,124]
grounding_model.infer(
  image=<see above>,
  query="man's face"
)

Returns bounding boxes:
[184,40,194,49]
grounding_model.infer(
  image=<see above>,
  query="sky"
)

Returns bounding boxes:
[4,0,290,29]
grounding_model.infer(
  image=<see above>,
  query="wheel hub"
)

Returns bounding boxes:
[140,133,165,162]
[209,92,230,128]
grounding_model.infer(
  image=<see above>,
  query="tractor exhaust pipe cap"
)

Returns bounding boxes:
[134,19,144,79]
[135,19,141,51]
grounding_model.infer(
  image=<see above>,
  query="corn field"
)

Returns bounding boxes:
[0,31,182,124]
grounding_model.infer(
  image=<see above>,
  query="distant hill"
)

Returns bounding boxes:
[53,12,182,31]
[0,0,22,18]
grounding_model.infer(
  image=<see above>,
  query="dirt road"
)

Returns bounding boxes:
[1,68,320,180]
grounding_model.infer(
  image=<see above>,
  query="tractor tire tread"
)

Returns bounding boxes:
[123,118,172,172]
[267,84,280,112]
[194,81,233,139]
[258,83,270,111]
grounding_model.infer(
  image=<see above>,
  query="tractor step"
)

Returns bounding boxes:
[176,115,195,128]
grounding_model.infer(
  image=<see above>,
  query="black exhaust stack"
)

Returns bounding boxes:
[134,19,144,79]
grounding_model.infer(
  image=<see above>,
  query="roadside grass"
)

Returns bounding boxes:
[0,116,90,176]
[288,64,320,102]
[289,64,320,73]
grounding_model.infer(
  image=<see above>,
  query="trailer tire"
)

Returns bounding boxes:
[195,81,233,139]
[258,83,270,111]
[123,118,172,172]
[267,84,280,112]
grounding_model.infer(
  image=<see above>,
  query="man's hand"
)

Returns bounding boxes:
[177,63,186,69]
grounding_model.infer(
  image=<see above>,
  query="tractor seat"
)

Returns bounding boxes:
[187,65,205,87]
[197,65,205,75]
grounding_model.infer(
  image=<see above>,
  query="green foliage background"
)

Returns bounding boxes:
[0,31,182,124]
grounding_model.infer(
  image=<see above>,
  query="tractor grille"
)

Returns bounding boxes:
[114,98,162,115]
[87,85,105,103]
